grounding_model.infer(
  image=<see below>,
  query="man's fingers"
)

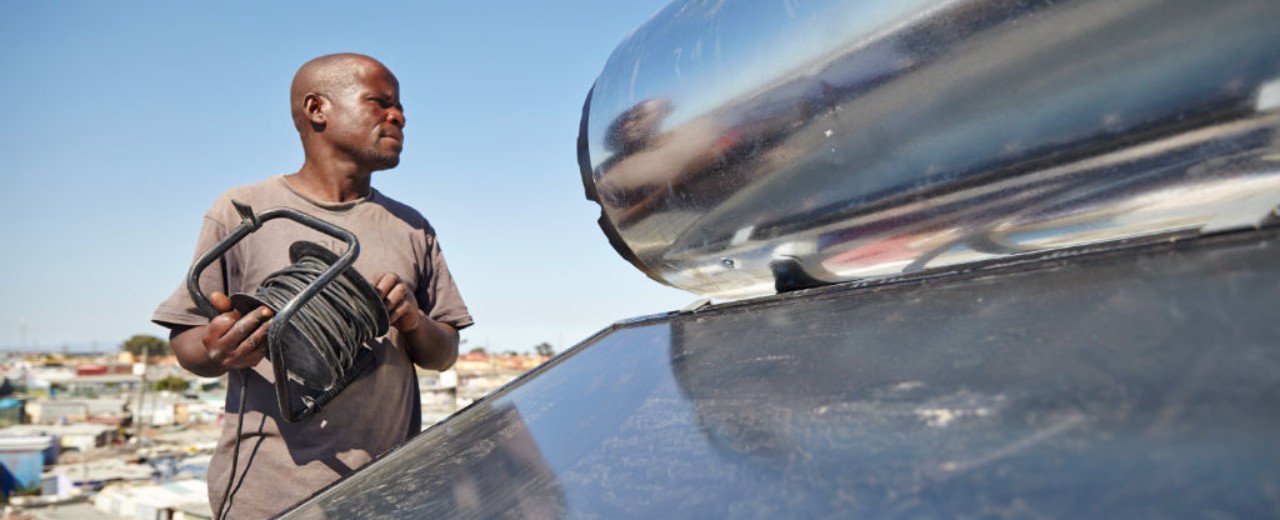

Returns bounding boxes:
[389,303,408,325]
[373,273,400,299]
[386,287,409,320]
[210,292,233,313]
[226,319,272,364]
[207,310,242,337]
[373,275,421,332]
[214,315,272,370]
[383,283,404,310]
[240,348,267,368]
[222,306,273,344]
[389,306,420,333]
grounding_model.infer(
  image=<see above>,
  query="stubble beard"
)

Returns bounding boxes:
[340,142,401,171]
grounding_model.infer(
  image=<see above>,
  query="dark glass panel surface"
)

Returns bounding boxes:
[285,228,1280,518]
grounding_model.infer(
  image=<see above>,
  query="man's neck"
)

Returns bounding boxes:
[287,161,372,203]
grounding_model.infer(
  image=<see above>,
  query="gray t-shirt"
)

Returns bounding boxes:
[153,175,473,518]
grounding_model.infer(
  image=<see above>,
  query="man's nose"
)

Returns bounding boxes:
[387,108,405,128]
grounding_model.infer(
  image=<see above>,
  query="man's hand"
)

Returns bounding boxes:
[373,273,421,333]
[201,291,272,370]
[371,272,458,370]
[171,291,272,377]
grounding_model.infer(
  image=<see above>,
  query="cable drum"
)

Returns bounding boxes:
[230,241,389,391]
[187,201,391,422]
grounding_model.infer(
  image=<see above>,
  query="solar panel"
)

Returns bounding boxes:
[283,228,1280,518]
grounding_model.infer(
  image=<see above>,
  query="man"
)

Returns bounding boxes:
[152,53,473,518]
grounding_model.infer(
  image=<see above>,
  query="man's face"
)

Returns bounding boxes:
[326,64,406,171]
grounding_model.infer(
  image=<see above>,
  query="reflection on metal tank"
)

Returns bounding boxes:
[578,0,1280,299]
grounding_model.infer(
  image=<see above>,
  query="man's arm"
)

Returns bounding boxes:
[399,311,459,371]
[373,273,459,371]
[169,292,272,377]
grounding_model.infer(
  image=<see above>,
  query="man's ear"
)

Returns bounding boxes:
[303,93,328,130]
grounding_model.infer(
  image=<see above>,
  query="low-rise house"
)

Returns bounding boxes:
[40,456,155,497]
[0,435,53,495]
[2,423,118,453]
[93,479,209,520]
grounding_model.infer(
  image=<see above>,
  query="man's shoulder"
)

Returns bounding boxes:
[205,177,292,219]
[216,176,288,204]
[369,190,436,235]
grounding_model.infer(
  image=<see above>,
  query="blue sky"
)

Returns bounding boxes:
[0,1,696,354]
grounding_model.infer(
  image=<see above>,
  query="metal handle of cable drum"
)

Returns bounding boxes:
[186,200,389,422]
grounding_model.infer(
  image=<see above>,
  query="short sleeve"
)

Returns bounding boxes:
[152,212,232,329]
[418,234,474,330]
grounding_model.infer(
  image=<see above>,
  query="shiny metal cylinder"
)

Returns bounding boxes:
[578,0,1280,299]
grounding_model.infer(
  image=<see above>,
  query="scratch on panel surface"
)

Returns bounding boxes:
[937,415,1087,475]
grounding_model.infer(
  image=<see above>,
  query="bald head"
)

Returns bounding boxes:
[290,53,392,132]
[288,53,406,174]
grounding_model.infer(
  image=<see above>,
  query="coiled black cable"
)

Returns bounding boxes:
[251,251,383,385]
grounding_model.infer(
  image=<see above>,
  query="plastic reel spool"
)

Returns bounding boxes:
[230,241,389,391]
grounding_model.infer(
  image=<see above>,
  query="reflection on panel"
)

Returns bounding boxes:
[284,229,1280,518]
[283,402,565,519]
[578,0,1280,299]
